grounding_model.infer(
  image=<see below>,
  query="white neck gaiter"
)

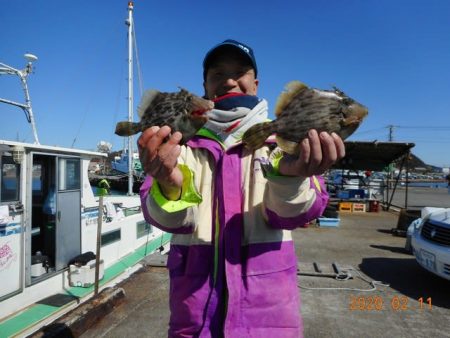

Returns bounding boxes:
[204,94,268,148]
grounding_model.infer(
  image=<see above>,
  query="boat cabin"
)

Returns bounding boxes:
[0,140,103,302]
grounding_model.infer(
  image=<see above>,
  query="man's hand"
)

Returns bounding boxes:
[278,130,345,177]
[138,126,183,200]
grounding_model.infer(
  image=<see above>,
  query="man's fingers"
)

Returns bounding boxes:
[331,132,346,159]
[166,131,182,145]
[138,126,160,148]
[144,126,172,160]
[298,138,310,165]
[318,132,337,171]
[305,130,322,174]
[140,127,182,181]
[298,131,341,176]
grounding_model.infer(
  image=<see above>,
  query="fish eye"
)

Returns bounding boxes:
[342,97,353,105]
[333,87,345,96]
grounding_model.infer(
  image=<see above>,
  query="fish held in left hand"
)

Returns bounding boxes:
[242,81,368,154]
[115,88,214,144]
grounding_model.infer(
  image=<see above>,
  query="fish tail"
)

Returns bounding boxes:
[242,122,274,150]
[115,122,142,136]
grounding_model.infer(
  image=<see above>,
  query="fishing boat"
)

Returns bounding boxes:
[90,147,144,194]
[90,149,144,194]
[111,149,142,176]
[0,2,168,336]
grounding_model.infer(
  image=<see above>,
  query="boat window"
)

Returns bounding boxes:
[58,158,80,191]
[101,229,121,246]
[1,155,20,202]
[136,220,153,239]
[32,163,43,197]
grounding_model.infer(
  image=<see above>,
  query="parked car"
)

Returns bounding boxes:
[410,207,450,281]
[328,171,365,190]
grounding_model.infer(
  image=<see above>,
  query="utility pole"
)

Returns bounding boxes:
[387,125,396,142]
[386,125,396,200]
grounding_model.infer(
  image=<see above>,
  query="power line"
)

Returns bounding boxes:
[383,125,450,142]
[352,127,387,136]
[392,125,450,130]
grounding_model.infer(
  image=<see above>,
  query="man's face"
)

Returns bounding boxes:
[204,49,259,99]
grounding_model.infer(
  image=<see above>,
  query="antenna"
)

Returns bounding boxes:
[24,53,38,62]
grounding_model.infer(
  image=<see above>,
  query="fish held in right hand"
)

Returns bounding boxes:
[115,88,214,144]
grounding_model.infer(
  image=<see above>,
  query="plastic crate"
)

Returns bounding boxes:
[318,217,340,227]
[336,190,350,199]
[352,203,366,213]
[339,202,352,212]
[348,189,365,199]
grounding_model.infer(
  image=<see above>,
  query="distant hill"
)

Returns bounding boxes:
[394,153,441,172]
[408,153,427,168]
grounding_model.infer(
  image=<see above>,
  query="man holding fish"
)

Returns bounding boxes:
[136,39,365,337]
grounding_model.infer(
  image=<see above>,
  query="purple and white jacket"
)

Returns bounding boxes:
[140,127,329,337]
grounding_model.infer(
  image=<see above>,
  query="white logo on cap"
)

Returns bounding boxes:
[238,44,249,54]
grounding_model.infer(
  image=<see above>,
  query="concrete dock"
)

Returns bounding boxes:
[22,185,448,337]
[75,186,450,338]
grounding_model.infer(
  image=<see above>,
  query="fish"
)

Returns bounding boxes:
[242,81,368,154]
[115,88,214,144]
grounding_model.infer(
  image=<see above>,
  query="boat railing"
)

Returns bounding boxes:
[123,205,141,217]
[102,202,141,222]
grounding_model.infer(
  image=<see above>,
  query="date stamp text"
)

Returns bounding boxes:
[349,295,432,311]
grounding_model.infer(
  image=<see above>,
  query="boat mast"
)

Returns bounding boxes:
[126,1,134,195]
[0,54,40,144]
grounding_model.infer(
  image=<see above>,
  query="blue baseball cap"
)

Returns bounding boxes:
[203,39,258,80]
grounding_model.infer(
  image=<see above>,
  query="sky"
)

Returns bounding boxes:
[1,0,450,168]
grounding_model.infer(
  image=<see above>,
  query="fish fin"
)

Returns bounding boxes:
[275,81,308,117]
[115,121,142,136]
[276,136,301,155]
[242,122,274,151]
[190,95,215,113]
[137,90,160,118]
